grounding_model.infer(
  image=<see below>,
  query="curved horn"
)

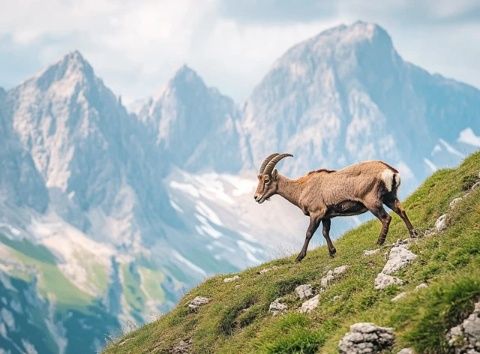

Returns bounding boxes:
[263,153,293,175]
[258,153,279,174]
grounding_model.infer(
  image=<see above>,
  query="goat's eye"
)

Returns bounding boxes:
[265,179,270,184]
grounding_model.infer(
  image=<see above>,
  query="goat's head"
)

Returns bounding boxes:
[254,153,293,204]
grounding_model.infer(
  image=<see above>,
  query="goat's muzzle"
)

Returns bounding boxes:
[254,194,265,204]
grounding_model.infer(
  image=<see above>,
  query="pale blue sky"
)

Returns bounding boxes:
[1,0,479,104]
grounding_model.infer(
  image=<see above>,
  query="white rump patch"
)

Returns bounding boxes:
[381,169,396,192]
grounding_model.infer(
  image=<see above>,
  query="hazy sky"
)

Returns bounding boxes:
[1,0,479,104]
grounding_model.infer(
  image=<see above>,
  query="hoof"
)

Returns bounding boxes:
[410,229,419,238]
[376,239,386,246]
[329,248,337,258]
[295,255,305,263]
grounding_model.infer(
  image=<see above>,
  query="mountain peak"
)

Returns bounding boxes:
[307,21,392,50]
[163,64,208,97]
[170,65,204,85]
[32,50,95,91]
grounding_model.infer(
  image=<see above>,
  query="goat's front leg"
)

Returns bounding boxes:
[295,215,321,262]
[322,218,336,257]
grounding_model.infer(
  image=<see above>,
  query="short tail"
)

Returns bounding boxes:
[381,169,401,192]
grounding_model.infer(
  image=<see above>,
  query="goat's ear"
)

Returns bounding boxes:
[272,169,278,180]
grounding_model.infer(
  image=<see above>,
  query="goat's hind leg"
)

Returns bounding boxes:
[322,218,336,257]
[366,203,392,245]
[384,197,417,238]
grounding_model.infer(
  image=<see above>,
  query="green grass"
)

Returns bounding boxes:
[104,152,480,354]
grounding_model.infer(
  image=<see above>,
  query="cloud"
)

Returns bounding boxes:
[0,0,479,104]
[458,128,480,147]
[217,0,336,24]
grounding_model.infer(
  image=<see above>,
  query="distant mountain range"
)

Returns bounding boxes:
[0,21,479,353]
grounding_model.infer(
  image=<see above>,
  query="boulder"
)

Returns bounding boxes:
[375,273,403,290]
[338,322,395,353]
[446,301,480,353]
[269,298,288,315]
[382,245,417,275]
[299,294,320,314]
[188,296,210,311]
[295,284,313,299]
[435,214,448,232]
[223,275,240,283]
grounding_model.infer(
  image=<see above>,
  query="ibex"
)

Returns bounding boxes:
[254,153,416,262]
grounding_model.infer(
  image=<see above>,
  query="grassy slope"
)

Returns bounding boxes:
[104,152,480,354]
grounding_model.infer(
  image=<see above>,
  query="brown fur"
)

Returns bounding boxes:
[254,159,416,262]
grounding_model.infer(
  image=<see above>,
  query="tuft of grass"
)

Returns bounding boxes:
[219,293,256,335]
[402,276,480,353]
[103,152,480,354]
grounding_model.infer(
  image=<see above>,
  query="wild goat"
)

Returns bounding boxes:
[254,153,416,262]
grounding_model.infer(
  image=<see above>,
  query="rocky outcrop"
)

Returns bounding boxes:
[269,298,288,315]
[447,301,480,353]
[374,241,415,290]
[435,214,448,232]
[321,265,348,288]
[382,243,417,275]
[375,273,403,290]
[188,296,210,311]
[295,284,313,300]
[299,295,320,314]
[338,323,395,353]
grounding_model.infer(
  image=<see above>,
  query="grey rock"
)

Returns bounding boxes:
[269,298,288,315]
[321,265,348,288]
[397,348,415,354]
[295,284,313,299]
[472,181,480,191]
[338,322,395,353]
[299,294,320,314]
[375,273,403,290]
[414,283,428,291]
[170,338,192,354]
[382,244,417,275]
[447,301,480,353]
[188,296,210,311]
[363,249,381,256]
[450,197,463,209]
[391,292,408,302]
[223,275,240,283]
[258,266,279,274]
[435,214,448,232]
